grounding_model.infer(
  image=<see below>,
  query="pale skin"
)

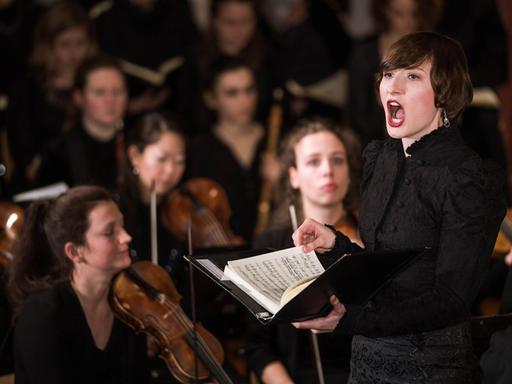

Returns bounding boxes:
[289,131,350,226]
[261,132,354,384]
[378,0,418,56]
[291,59,444,332]
[51,26,91,89]
[204,67,263,169]
[505,250,512,267]
[214,1,256,56]
[128,131,186,203]
[64,201,132,349]
[73,68,128,142]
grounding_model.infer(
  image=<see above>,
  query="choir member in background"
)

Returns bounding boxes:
[246,116,362,384]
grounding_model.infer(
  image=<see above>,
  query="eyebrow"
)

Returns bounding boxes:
[407,66,428,73]
[304,150,346,157]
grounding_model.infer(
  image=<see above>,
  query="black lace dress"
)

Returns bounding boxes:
[326,126,506,383]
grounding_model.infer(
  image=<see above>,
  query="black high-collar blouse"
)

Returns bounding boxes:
[330,126,506,337]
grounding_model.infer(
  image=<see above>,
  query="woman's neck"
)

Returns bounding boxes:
[50,69,75,90]
[303,201,346,226]
[71,270,112,308]
[139,185,165,205]
[215,120,255,138]
[82,117,119,142]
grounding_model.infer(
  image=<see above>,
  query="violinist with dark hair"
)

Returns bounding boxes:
[8,185,151,384]
[118,112,186,285]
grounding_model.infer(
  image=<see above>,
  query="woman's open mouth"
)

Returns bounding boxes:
[386,100,405,127]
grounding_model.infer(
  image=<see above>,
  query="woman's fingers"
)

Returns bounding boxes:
[292,218,336,253]
[292,295,346,333]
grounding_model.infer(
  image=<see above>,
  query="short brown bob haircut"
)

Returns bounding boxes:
[376,31,473,125]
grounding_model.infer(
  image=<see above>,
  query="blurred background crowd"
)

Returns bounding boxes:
[0,0,510,201]
[0,0,511,383]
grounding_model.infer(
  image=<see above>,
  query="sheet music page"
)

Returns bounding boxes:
[223,246,324,314]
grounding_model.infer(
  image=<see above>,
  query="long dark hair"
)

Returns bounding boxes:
[8,186,113,319]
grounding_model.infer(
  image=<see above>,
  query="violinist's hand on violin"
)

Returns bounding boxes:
[292,295,346,333]
[292,218,336,253]
[146,335,161,358]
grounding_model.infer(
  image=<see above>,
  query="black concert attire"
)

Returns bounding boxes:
[266,16,343,131]
[13,281,151,384]
[186,131,264,243]
[499,268,512,314]
[64,122,119,191]
[92,0,198,119]
[117,191,185,289]
[0,0,35,160]
[246,227,352,384]
[347,36,386,145]
[325,126,506,383]
[0,265,13,375]
[6,74,71,190]
[480,324,512,384]
[438,0,509,185]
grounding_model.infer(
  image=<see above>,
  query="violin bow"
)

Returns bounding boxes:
[150,180,158,266]
[289,204,325,384]
[186,214,200,383]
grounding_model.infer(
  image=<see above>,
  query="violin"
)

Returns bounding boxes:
[335,213,362,247]
[0,202,24,268]
[110,261,233,384]
[162,178,244,248]
[493,209,512,258]
[111,181,233,383]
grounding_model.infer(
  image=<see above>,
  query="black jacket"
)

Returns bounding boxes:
[330,126,506,337]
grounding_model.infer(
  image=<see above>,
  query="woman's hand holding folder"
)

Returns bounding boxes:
[292,219,346,332]
[292,295,346,333]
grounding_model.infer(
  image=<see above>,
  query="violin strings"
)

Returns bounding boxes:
[159,296,221,363]
[201,209,230,245]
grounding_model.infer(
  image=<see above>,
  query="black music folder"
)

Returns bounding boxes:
[186,247,428,324]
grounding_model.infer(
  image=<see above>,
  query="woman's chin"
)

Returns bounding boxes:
[386,125,404,139]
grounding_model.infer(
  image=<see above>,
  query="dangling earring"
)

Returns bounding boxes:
[443,110,450,128]
[133,167,139,175]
